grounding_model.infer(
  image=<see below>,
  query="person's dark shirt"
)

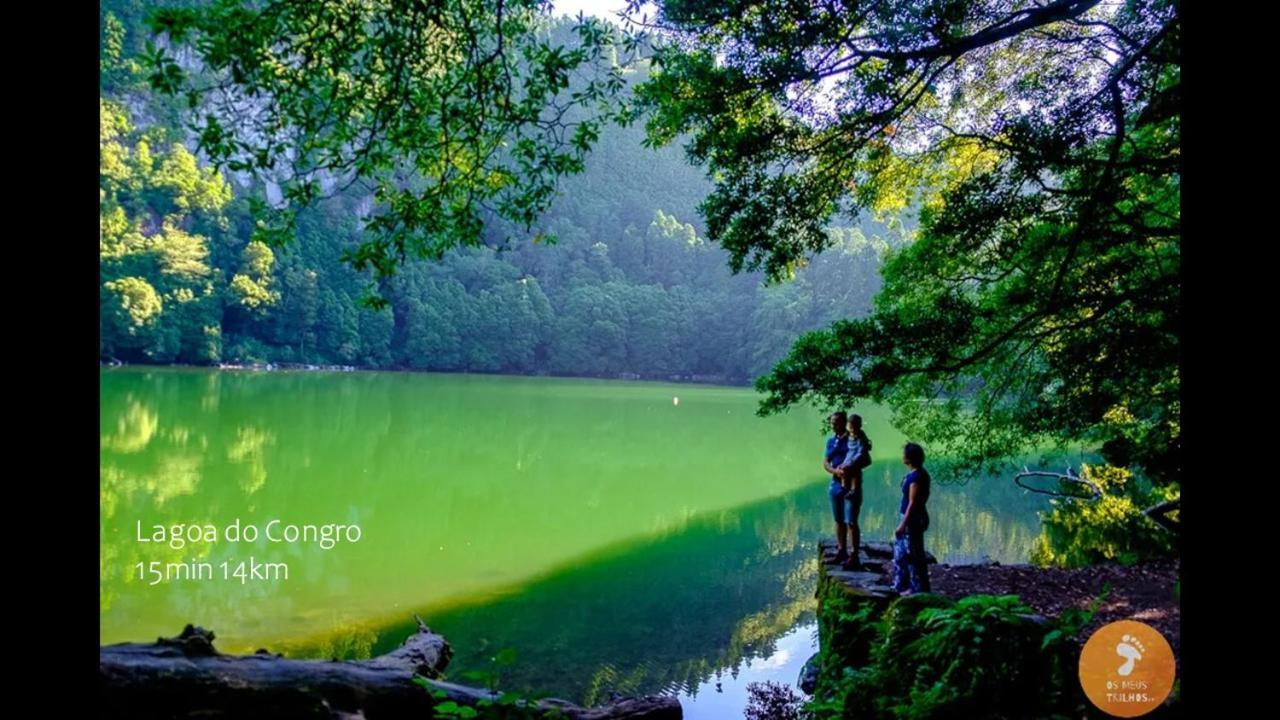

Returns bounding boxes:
[900,468,931,527]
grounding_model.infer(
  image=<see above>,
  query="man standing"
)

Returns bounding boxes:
[822,411,852,564]
[837,414,872,571]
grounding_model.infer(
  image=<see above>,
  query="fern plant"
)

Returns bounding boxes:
[809,592,1102,720]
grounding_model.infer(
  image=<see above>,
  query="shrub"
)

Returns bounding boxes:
[809,594,1090,720]
[1031,464,1178,568]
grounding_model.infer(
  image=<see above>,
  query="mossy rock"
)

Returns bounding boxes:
[815,588,882,695]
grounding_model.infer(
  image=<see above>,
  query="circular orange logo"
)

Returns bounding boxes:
[1078,620,1176,717]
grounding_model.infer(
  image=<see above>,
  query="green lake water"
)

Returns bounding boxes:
[101,367,1056,715]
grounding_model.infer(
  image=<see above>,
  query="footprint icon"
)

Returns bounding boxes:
[1115,634,1145,676]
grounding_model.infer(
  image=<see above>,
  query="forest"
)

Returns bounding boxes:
[101,3,903,384]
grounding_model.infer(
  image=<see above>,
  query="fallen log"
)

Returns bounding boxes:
[100,621,681,719]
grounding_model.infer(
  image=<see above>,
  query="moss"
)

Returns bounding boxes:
[814,587,881,698]
[813,568,898,699]
[810,591,1088,720]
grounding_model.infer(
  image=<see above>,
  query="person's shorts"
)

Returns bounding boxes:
[828,480,847,523]
[843,489,862,524]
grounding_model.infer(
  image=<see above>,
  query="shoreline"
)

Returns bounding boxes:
[101,623,682,719]
[806,541,1181,717]
[98,360,756,388]
[926,558,1181,656]
[821,540,1180,656]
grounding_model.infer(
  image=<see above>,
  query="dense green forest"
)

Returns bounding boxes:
[105,0,1178,503]
[101,2,1180,716]
[100,4,903,383]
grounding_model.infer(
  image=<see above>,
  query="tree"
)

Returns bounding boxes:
[100,98,238,363]
[227,241,279,311]
[397,278,468,369]
[102,5,901,381]
[549,284,627,375]
[275,265,321,360]
[400,297,454,370]
[619,283,682,375]
[632,0,1180,483]
[358,304,396,367]
[143,1,634,304]
[102,276,164,354]
[318,289,362,363]
[642,210,701,287]
[494,276,552,371]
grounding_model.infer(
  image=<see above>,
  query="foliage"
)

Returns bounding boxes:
[142,0,639,306]
[415,648,566,720]
[745,680,811,720]
[1031,464,1178,568]
[813,586,885,693]
[810,592,1091,720]
[101,10,141,90]
[630,0,1181,486]
[100,97,252,363]
[101,5,899,379]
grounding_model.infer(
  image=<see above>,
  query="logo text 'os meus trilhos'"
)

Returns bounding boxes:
[1078,619,1176,717]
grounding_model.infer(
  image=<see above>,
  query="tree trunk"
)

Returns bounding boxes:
[100,622,681,719]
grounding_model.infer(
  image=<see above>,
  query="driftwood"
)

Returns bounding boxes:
[1143,497,1181,534]
[1013,466,1102,501]
[1013,467,1180,538]
[100,620,682,719]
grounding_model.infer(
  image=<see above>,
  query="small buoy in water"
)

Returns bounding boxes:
[673,396,679,406]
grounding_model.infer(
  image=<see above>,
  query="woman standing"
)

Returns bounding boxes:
[892,442,931,594]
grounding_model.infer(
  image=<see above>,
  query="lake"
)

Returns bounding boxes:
[101,367,1054,717]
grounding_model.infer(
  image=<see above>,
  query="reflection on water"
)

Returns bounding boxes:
[101,367,1054,712]
[362,488,825,706]
[679,623,818,720]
